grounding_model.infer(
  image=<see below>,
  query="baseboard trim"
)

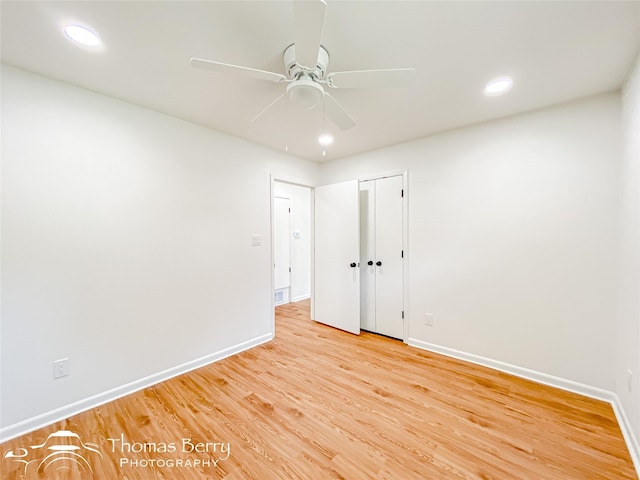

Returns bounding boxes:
[407,337,640,477]
[407,338,612,399]
[0,333,273,443]
[292,294,311,302]
[611,394,640,475]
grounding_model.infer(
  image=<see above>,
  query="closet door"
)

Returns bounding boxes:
[360,175,404,340]
[360,182,376,331]
[314,180,360,335]
[374,176,404,339]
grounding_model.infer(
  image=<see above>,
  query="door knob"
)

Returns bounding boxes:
[367,260,374,266]
[376,261,382,266]
[350,262,357,268]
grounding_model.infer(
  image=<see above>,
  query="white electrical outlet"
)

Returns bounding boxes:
[53,358,70,379]
[425,313,434,326]
[627,369,633,392]
[251,235,262,246]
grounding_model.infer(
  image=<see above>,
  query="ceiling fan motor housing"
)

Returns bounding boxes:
[284,44,329,79]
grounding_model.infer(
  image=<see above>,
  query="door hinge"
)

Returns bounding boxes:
[289,267,291,272]
[401,250,404,258]
[288,208,291,213]
[402,310,405,319]
[401,189,404,198]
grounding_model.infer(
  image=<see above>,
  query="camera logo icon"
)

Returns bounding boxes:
[4,430,103,476]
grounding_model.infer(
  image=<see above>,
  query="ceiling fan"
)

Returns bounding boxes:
[190,0,416,131]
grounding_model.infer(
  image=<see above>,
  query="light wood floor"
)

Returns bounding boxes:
[1,300,636,479]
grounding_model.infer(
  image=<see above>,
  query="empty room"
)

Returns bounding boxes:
[1,1,639,479]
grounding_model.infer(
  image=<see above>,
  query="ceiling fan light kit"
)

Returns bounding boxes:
[287,75,324,109]
[190,0,416,133]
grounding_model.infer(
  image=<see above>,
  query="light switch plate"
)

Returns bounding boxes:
[251,235,262,246]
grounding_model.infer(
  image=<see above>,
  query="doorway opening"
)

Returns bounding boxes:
[272,180,312,309]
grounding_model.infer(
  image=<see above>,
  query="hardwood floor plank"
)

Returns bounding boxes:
[1,299,636,479]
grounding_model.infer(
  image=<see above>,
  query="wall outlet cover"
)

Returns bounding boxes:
[425,313,434,326]
[53,358,70,379]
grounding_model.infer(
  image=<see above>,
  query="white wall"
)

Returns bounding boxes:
[320,93,621,392]
[618,52,640,446]
[2,62,636,458]
[0,66,319,435]
[273,182,312,302]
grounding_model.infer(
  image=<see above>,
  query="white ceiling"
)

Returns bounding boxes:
[1,1,639,162]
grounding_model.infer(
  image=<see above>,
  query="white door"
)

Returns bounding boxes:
[360,181,376,331]
[359,176,404,339]
[374,176,404,339]
[274,196,291,295]
[314,180,360,335]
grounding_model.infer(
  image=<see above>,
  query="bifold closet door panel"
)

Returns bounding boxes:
[360,181,376,331]
[374,175,404,340]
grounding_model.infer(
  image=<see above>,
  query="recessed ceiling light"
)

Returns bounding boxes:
[484,76,513,96]
[64,25,101,47]
[318,134,334,146]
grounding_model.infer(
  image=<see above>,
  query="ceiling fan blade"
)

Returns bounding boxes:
[327,68,416,89]
[324,93,355,131]
[251,93,286,124]
[293,0,327,69]
[190,58,287,83]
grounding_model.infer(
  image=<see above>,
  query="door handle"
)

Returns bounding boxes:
[350,262,357,268]
[376,261,382,266]
[367,260,374,266]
